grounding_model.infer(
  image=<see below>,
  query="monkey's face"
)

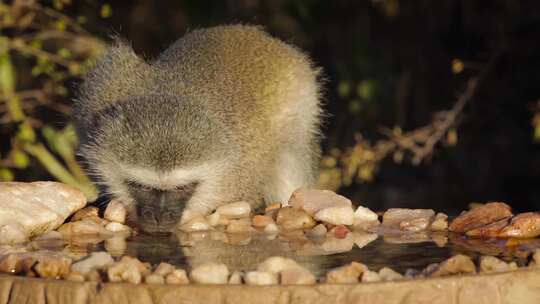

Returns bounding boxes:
[126,181,199,233]
[80,95,229,234]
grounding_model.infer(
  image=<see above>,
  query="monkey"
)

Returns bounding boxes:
[74,25,323,234]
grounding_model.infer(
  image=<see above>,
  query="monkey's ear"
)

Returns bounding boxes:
[76,36,151,112]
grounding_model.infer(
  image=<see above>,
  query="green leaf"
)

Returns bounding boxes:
[0,168,14,181]
[9,149,30,169]
[100,4,112,18]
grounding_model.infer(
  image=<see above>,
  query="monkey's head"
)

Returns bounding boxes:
[80,94,230,233]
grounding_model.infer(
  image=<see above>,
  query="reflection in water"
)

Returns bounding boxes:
[40,229,538,280]
[117,230,534,278]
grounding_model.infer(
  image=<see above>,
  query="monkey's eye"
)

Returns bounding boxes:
[172,181,199,193]
[127,181,155,192]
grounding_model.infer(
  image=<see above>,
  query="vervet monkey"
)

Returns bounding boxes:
[74,25,323,233]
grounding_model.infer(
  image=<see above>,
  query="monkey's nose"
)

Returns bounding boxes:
[138,206,181,233]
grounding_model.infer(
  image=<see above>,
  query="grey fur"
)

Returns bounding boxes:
[74,25,323,223]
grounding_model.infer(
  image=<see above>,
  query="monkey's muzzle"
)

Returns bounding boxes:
[137,204,184,233]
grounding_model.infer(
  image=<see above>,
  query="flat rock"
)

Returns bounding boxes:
[0,182,86,241]
[287,188,352,215]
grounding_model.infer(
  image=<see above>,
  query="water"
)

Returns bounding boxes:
[111,232,538,277]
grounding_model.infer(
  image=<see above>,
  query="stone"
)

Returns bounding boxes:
[104,237,127,256]
[465,217,510,237]
[226,218,253,234]
[287,188,352,215]
[245,271,278,285]
[354,206,378,222]
[107,256,150,284]
[0,182,86,239]
[104,200,127,224]
[276,208,316,231]
[378,267,403,281]
[65,271,85,282]
[325,262,367,283]
[165,269,189,284]
[321,233,354,254]
[228,271,243,284]
[178,216,211,232]
[382,208,435,232]
[449,202,512,232]
[104,222,132,235]
[252,215,274,228]
[280,267,316,285]
[498,212,540,238]
[429,213,448,231]
[361,270,381,282]
[330,225,350,239]
[216,201,251,219]
[314,206,355,226]
[305,224,327,239]
[352,231,378,249]
[479,256,517,273]
[71,207,99,222]
[71,252,114,275]
[154,262,175,276]
[264,223,280,234]
[429,254,476,277]
[145,274,165,284]
[0,224,27,244]
[190,262,229,284]
[57,220,110,237]
[258,257,300,274]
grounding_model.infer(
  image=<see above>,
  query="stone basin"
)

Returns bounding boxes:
[0,267,539,304]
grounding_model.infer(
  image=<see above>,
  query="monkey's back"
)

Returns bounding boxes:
[153,25,322,148]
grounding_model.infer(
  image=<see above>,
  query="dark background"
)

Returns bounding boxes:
[5,0,540,214]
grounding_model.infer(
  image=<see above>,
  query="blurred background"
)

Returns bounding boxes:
[1,0,539,214]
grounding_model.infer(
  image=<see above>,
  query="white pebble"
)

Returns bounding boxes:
[216,201,251,219]
[166,269,189,284]
[105,222,131,235]
[264,223,280,234]
[104,200,127,224]
[179,217,211,232]
[314,206,355,225]
[257,256,300,273]
[72,251,114,275]
[354,206,378,222]
[190,262,229,284]
[244,271,278,285]
[228,271,243,284]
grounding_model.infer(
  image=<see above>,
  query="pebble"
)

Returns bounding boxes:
[314,206,355,226]
[104,200,127,224]
[252,215,274,228]
[57,220,110,237]
[165,269,189,284]
[216,201,251,219]
[325,262,367,283]
[382,208,435,232]
[179,216,211,232]
[226,218,253,234]
[190,262,229,284]
[107,256,150,284]
[72,207,99,222]
[287,188,352,215]
[449,202,512,232]
[276,208,316,231]
[429,213,448,231]
[378,267,403,281]
[71,251,113,275]
[479,256,517,273]
[280,267,316,285]
[0,182,86,239]
[361,270,381,282]
[244,271,278,285]
[228,271,243,284]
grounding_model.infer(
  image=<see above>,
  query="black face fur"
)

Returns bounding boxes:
[126,180,199,233]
